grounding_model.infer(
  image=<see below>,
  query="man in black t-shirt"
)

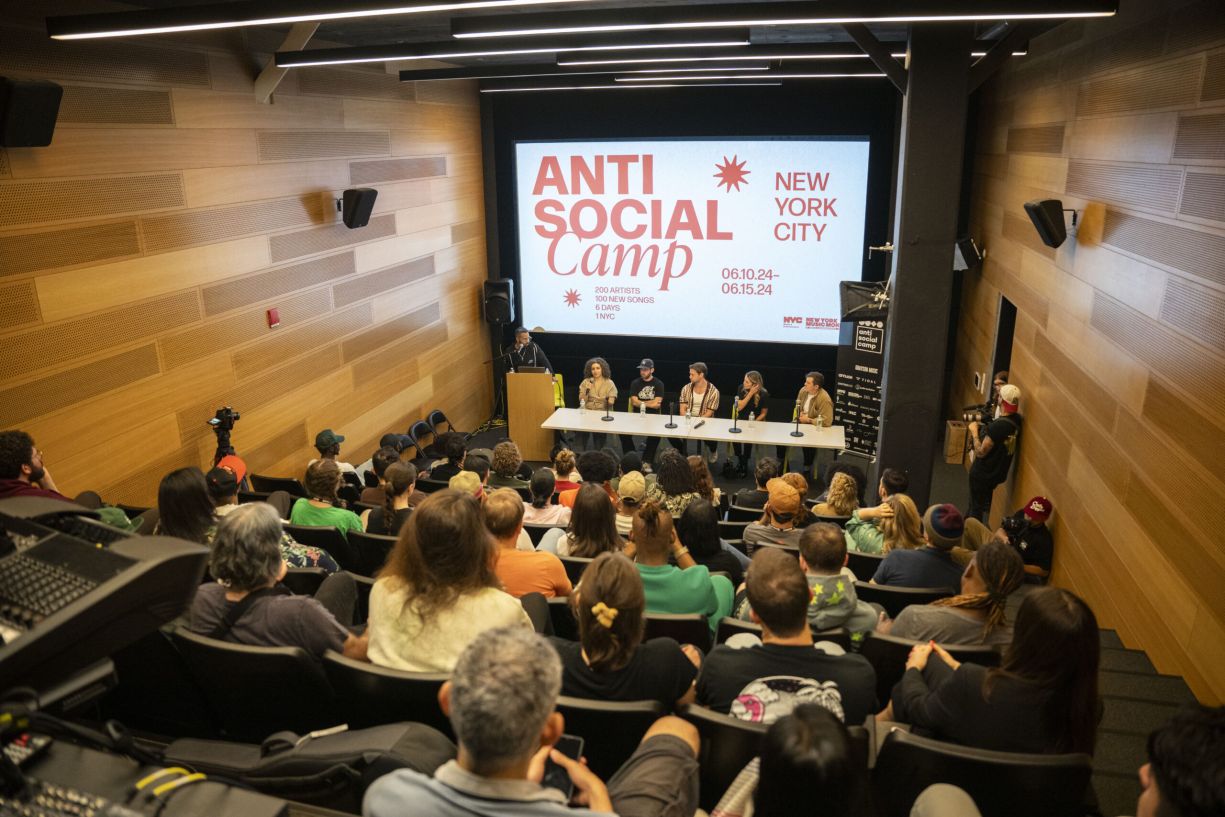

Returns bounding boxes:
[696,549,876,724]
[1002,496,1053,581]
[619,358,666,466]
[733,457,780,509]
[967,384,1023,521]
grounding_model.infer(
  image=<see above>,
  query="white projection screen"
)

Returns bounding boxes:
[514,138,870,345]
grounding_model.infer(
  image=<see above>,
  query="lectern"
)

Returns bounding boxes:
[507,371,555,461]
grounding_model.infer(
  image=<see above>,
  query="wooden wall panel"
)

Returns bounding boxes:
[0,10,490,514]
[953,0,1225,703]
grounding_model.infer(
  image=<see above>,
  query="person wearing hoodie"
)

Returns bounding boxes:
[797,523,879,633]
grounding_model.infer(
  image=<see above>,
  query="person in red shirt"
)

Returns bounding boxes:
[0,430,73,502]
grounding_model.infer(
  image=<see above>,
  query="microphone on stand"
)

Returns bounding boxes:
[790,397,804,438]
[665,401,678,429]
[728,403,742,434]
[602,395,614,422]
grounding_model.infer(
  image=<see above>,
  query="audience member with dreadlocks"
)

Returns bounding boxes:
[879,539,1025,646]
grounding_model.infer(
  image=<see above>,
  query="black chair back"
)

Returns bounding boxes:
[846,550,885,581]
[725,539,747,556]
[284,523,356,572]
[556,697,664,780]
[170,628,338,742]
[426,409,452,433]
[322,651,451,737]
[853,581,952,619]
[644,613,710,652]
[814,514,852,528]
[281,567,328,597]
[250,473,308,497]
[523,523,556,546]
[559,555,593,585]
[416,477,450,494]
[872,729,1092,817]
[342,471,362,489]
[718,520,751,540]
[237,490,272,505]
[726,505,762,522]
[352,574,374,624]
[681,704,767,811]
[115,503,151,519]
[101,628,219,739]
[408,420,433,457]
[715,616,762,644]
[348,530,397,577]
[860,632,1001,706]
[353,501,379,513]
[514,486,533,502]
[548,596,578,641]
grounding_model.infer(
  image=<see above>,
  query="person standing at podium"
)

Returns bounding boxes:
[508,326,552,373]
[620,358,666,466]
[577,357,618,452]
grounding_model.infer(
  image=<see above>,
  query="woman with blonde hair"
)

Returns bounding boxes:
[813,471,859,518]
[846,492,925,555]
[551,447,581,493]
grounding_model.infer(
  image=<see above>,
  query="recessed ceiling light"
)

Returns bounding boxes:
[616,73,888,82]
[481,82,783,93]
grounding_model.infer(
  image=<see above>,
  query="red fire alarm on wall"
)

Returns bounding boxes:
[267,308,280,328]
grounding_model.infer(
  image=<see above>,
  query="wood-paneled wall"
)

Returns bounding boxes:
[0,7,490,507]
[953,0,1225,703]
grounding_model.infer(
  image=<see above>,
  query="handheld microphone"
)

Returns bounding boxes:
[790,397,804,438]
[694,419,705,429]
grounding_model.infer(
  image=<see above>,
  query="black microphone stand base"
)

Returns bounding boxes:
[790,422,804,438]
[728,427,742,433]
[601,415,615,422]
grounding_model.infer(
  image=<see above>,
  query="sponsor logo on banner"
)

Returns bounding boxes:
[783,316,803,327]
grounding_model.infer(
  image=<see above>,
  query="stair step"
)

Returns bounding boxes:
[1100,670,1196,705]
[1092,728,1148,775]
[1099,629,1123,649]
[1100,648,1156,675]
[1093,771,1140,817]
[1100,697,1181,736]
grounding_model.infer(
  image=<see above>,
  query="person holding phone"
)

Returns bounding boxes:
[363,626,701,817]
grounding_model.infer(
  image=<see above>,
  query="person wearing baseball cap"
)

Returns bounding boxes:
[619,358,667,467]
[967,383,1023,521]
[870,503,966,594]
[614,469,647,536]
[310,428,356,474]
[743,477,805,551]
[993,495,1054,582]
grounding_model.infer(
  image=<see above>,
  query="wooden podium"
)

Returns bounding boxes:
[507,372,556,461]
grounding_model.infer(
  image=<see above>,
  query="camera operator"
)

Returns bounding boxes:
[966,496,1053,583]
[966,384,1023,521]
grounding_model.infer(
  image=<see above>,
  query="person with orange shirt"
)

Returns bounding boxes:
[485,488,572,599]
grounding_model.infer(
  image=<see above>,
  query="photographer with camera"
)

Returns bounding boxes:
[966,384,1023,521]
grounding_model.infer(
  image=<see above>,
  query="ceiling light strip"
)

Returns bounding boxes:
[481,82,783,93]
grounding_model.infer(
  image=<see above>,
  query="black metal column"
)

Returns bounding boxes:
[873,24,974,508]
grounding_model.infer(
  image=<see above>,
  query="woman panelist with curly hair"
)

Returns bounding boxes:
[576,357,617,452]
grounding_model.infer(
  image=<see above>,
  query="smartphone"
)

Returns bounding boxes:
[541,734,584,800]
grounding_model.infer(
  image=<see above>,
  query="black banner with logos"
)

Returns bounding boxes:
[834,282,889,458]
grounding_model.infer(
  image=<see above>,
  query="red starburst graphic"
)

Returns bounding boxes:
[563,289,581,307]
[713,155,750,192]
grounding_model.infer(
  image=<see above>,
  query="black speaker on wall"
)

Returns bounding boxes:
[340,188,378,229]
[1023,199,1069,249]
[0,77,63,147]
[482,279,515,325]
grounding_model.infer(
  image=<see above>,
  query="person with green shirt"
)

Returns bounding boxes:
[290,458,364,538]
[625,499,732,636]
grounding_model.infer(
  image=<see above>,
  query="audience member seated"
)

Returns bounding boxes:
[449,469,485,501]
[743,478,804,550]
[870,504,965,593]
[551,446,582,492]
[878,467,909,499]
[732,457,779,510]
[964,495,1054,582]
[879,539,1024,646]
[0,430,81,503]
[363,626,701,817]
[361,462,416,537]
[629,500,729,636]
[1135,705,1225,817]
[887,586,1099,755]
[711,704,858,817]
[677,499,748,585]
[188,503,365,659]
[522,468,571,527]
[812,472,859,518]
[618,450,645,482]
[845,492,925,555]
[427,432,468,483]
[614,470,646,537]
[309,428,356,473]
[814,461,867,506]
[539,482,625,557]
[645,449,700,517]
[290,459,364,537]
[698,549,876,724]
[795,523,877,632]
[687,454,722,507]
[463,454,491,491]
[551,553,701,711]
[778,472,815,528]
[489,441,530,489]
[361,446,401,505]
[560,450,618,509]
[487,488,571,599]
[367,490,532,672]
[155,466,216,544]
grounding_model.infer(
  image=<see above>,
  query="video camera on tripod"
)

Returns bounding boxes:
[206,406,240,467]
[961,401,994,423]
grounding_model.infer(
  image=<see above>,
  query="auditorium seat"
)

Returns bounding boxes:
[284,523,356,572]
[846,550,885,579]
[515,486,533,502]
[280,567,327,597]
[322,651,452,737]
[718,520,750,540]
[353,501,379,512]
[814,514,852,528]
[871,728,1092,817]
[407,420,433,457]
[250,474,308,497]
[854,581,952,619]
[725,538,747,555]
[426,409,453,434]
[860,632,1001,707]
[644,613,710,652]
[726,505,762,522]
[681,704,767,811]
[415,477,450,494]
[555,697,664,780]
[548,596,578,641]
[523,523,556,546]
[348,530,396,577]
[716,616,762,644]
[171,629,339,743]
[115,503,151,519]
[100,628,220,740]
[237,490,273,505]
[559,555,593,585]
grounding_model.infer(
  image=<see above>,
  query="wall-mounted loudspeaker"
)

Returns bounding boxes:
[0,77,63,147]
[953,237,983,271]
[482,279,515,325]
[340,188,378,229]
[1023,199,1075,249]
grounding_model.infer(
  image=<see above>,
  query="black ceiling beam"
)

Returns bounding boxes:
[840,23,907,92]
[278,28,751,67]
[450,0,1117,39]
[401,62,773,80]
[968,22,1036,90]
